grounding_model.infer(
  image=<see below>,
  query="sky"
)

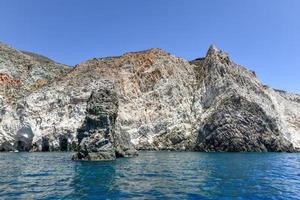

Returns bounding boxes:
[0,0,299,93]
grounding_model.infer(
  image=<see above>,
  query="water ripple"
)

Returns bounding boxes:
[0,152,300,199]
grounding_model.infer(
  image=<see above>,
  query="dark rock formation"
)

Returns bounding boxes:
[72,82,137,161]
[195,95,294,152]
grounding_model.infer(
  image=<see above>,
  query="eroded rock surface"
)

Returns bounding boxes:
[72,82,137,160]
[195,95,294,152]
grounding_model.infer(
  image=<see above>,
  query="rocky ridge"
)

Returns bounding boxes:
[0,43,70,102]
[0,42,299,159]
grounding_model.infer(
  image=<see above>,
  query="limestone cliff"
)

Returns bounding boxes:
[0,43,71,151]
[0,42,299,158]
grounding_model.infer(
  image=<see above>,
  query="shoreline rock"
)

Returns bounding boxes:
[72,82,137,161]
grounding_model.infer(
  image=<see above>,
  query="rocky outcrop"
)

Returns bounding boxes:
[72,82,137,161]
[0,42,299,155]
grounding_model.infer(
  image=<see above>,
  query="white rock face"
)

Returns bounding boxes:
[0,43,299,152]
[265,89,300,147]
[0,43,71,151]
[77,49,197,150]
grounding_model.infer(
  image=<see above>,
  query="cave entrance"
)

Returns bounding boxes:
[59,137,68,151]
[42,137,50,151]
[16,140,30,151]
[15,125,34,152]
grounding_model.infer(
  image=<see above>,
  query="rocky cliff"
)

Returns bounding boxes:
[0,42,299,159]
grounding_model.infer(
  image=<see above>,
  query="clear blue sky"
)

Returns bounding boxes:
[0,0,299,93]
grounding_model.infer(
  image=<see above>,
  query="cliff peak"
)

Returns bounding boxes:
[207,43,218,53]
[206,43,225,55]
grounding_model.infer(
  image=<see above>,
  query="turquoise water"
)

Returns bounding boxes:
[0,152,300,199]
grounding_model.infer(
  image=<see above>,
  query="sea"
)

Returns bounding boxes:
[0,151,300,199]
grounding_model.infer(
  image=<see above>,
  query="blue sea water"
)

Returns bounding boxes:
[0,152,300,199]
